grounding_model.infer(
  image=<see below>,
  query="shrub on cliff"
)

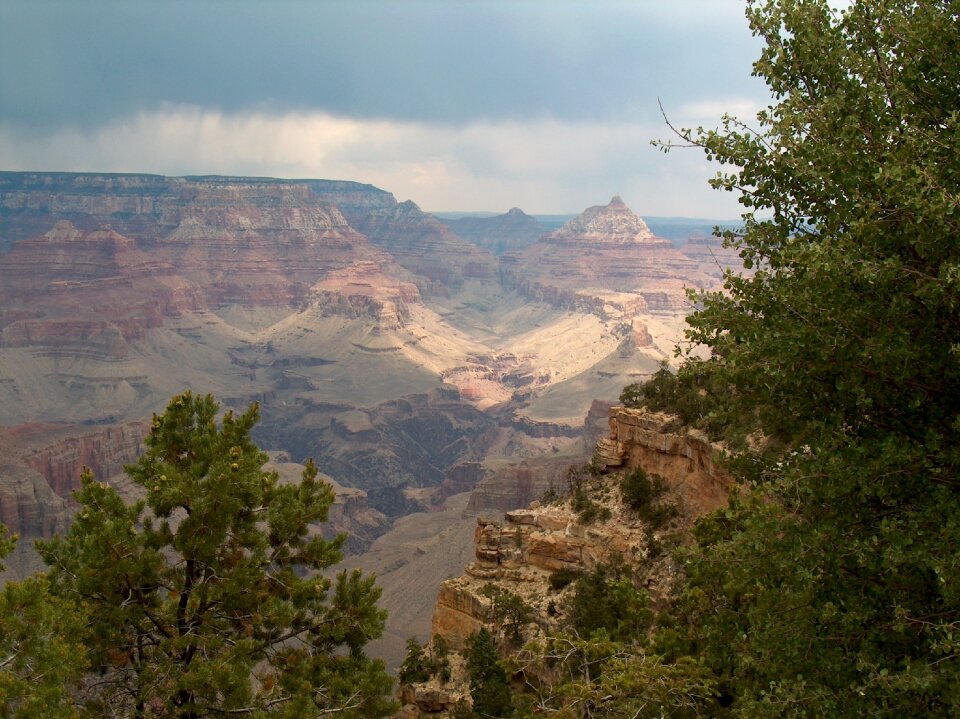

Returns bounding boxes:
[399,637,431,685]
[36,391,395,718]
[482,584,534,645]
[620,468,678,530]
[568,562,651,643]
[651,0,960,715]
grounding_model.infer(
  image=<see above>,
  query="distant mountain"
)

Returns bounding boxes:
[436,207,546,256]
[501,195,707,315]
[349,199,496,290]
[434,203,741,248]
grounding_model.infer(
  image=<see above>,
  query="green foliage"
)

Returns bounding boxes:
[566,462,612,524]
[619,360,709,423]
[430,635,452,683]
[651,1,960,716]
[399,636,452,685]
[465,628,513,718]
[0,572,89,718]
[0,524,14,572]
[36,391,395,718]
[570,488,611,524]
[482,584,534,645]
[538,487,562,505]
[619,468,678,530]
[512,632,718,718]
[399,637,431,685]
[451,697,474,719]
[568,562,651,644]
[621,359,752,444]
[548,567,579,592]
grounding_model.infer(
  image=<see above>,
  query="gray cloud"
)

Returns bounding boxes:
[0,106,757,216]
[0,0,764,131]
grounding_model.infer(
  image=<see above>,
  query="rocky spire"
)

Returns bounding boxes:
[544,194,657,244]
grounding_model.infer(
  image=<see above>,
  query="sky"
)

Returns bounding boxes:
[0,1,772,217]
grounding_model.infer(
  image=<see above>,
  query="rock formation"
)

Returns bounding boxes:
[500,195,716,318]
[0,420,151,579]
[393,405,732,715]
[595,406,731,518]
[0,221,205,353]
[0,173,746,588]
[430,404,731,649]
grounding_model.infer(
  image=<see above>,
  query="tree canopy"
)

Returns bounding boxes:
[642,0,960,716]
[32,391,394,718]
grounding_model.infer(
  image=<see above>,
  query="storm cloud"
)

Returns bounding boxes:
[0,1,768,215]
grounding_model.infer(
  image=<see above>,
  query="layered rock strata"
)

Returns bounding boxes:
[0,221,205,353]
[595,406,731,518]
[0,421,148,540]
[350,200,497,291]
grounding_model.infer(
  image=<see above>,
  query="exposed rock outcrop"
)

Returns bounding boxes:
[596,406,731,518]
[311,261,422,330]
[430,405,732,650]
[0,421,148,542]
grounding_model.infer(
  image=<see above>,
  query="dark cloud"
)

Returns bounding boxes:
[0,0,763,131]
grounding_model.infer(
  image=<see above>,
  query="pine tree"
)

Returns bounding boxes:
[0,526,89,717]
[465,629,512,718]
[37,391,395,718]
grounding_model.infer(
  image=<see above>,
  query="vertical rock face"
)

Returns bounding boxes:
[595,406,731,518]
[0,421,148,541]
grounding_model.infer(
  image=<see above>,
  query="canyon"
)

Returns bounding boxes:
[0,171,743,655]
